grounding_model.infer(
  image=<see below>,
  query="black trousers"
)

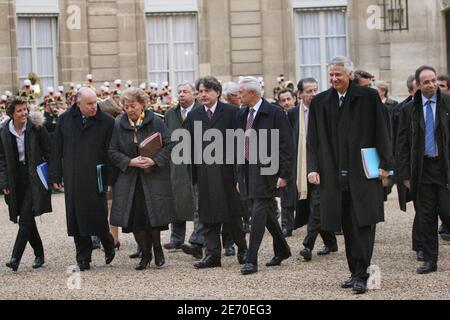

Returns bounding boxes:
[74,233,114,264]
[412,202,423,252]
[341,192,376,281]
[303,185,337,250]
[281,207,295,232]
[203,214,247,258]
[12,186,44,260]
[246,198,291,265]
[11,163,44,261]
[416,183,450,262]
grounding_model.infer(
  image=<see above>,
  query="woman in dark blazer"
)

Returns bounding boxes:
[109,88,176,270]
[0,97,52,271]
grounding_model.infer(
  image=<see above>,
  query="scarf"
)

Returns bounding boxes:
[128,112,145,144]
[296,102,308,200]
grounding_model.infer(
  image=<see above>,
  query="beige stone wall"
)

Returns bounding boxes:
[0,0,17,94]
[0,0,448,99]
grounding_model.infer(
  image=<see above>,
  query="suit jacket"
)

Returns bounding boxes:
[396,89,450,201]
[186,101,242,224]
[235,99,294,199]
[307,81,394,231]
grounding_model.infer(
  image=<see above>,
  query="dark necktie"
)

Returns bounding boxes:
[339,95,345,108]
[207,109,213,120]
[245,108,255,161]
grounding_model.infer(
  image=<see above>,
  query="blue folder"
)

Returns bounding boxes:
[361,148,394,179]
[97,164,107,193]
[37,162,49,190]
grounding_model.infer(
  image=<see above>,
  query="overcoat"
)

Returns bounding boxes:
[0,112,52,223]
[307,82,394,231]
[49,106,114,236]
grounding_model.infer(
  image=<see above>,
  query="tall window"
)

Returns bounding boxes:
[146,14,198,90]
[17,17,58,91]
[295,8,347,91]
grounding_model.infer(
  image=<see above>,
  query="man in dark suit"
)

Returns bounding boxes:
[186,76,248,269]
[307,56,394,294]
[163,82,204,259]
[236,76,293,275]
[49,87,115,271]
[393,75,426,260]
[277,88,298,238]
[289,78,338,261]
[397,66,450,274]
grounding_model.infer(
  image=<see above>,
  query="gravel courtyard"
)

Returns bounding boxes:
[0,190,449,300]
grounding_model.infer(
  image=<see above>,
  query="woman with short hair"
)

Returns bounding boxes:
[109,88,176,270]
[0,97,52,272]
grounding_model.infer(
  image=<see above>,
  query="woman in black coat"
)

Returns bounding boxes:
[109,88,176,270]
[0,97,52,271]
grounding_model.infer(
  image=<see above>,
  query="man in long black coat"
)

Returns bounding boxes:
[186,76,248,269]
[49,87,115,271]
[236,76,293,275]
[163,82,204,259]
[307,56,394,294]
[397,66,450,274]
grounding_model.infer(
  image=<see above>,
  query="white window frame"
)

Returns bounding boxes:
[145,13,199,94]
[16,16,58,89]
[16,0,59,15]
[144,0,198,13]
[294,7,348,91]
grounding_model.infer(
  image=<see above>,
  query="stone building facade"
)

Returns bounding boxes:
[0,0,449,99]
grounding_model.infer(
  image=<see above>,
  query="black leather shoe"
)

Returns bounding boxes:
[341,276,355,289]
[129,250,142,259]
[6,258,20,272]
[237,248,248,265]
[300,247,312,261]
[181,244,203,260]
[135,257,151,271]
[224,246,236,257]
[154,245,165,267]
[77,261,90,272]
[241,263,258,275]
[352,279,367,294]
[417,261,437,274]
[32,256,45,269]
[416,250,425,262]
[266,256,285,267]
[282,228,293,238]
[105,248,115,265]
[163,242,183,250]
[317,245,338,256]
[193,255,221,269]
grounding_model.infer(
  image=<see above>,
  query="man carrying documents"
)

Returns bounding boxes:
[307,57,394,294]
[49,87,116,271]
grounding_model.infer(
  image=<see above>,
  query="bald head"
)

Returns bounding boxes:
[77,87,98,117]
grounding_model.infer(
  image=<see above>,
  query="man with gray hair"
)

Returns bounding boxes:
[236,76,293,275]
[163,82,204,259]
[307,56,393,293]
[50,87,116,271]
[222,82,241,107]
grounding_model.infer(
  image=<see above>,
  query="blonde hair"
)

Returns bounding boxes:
[120,87,148,107]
